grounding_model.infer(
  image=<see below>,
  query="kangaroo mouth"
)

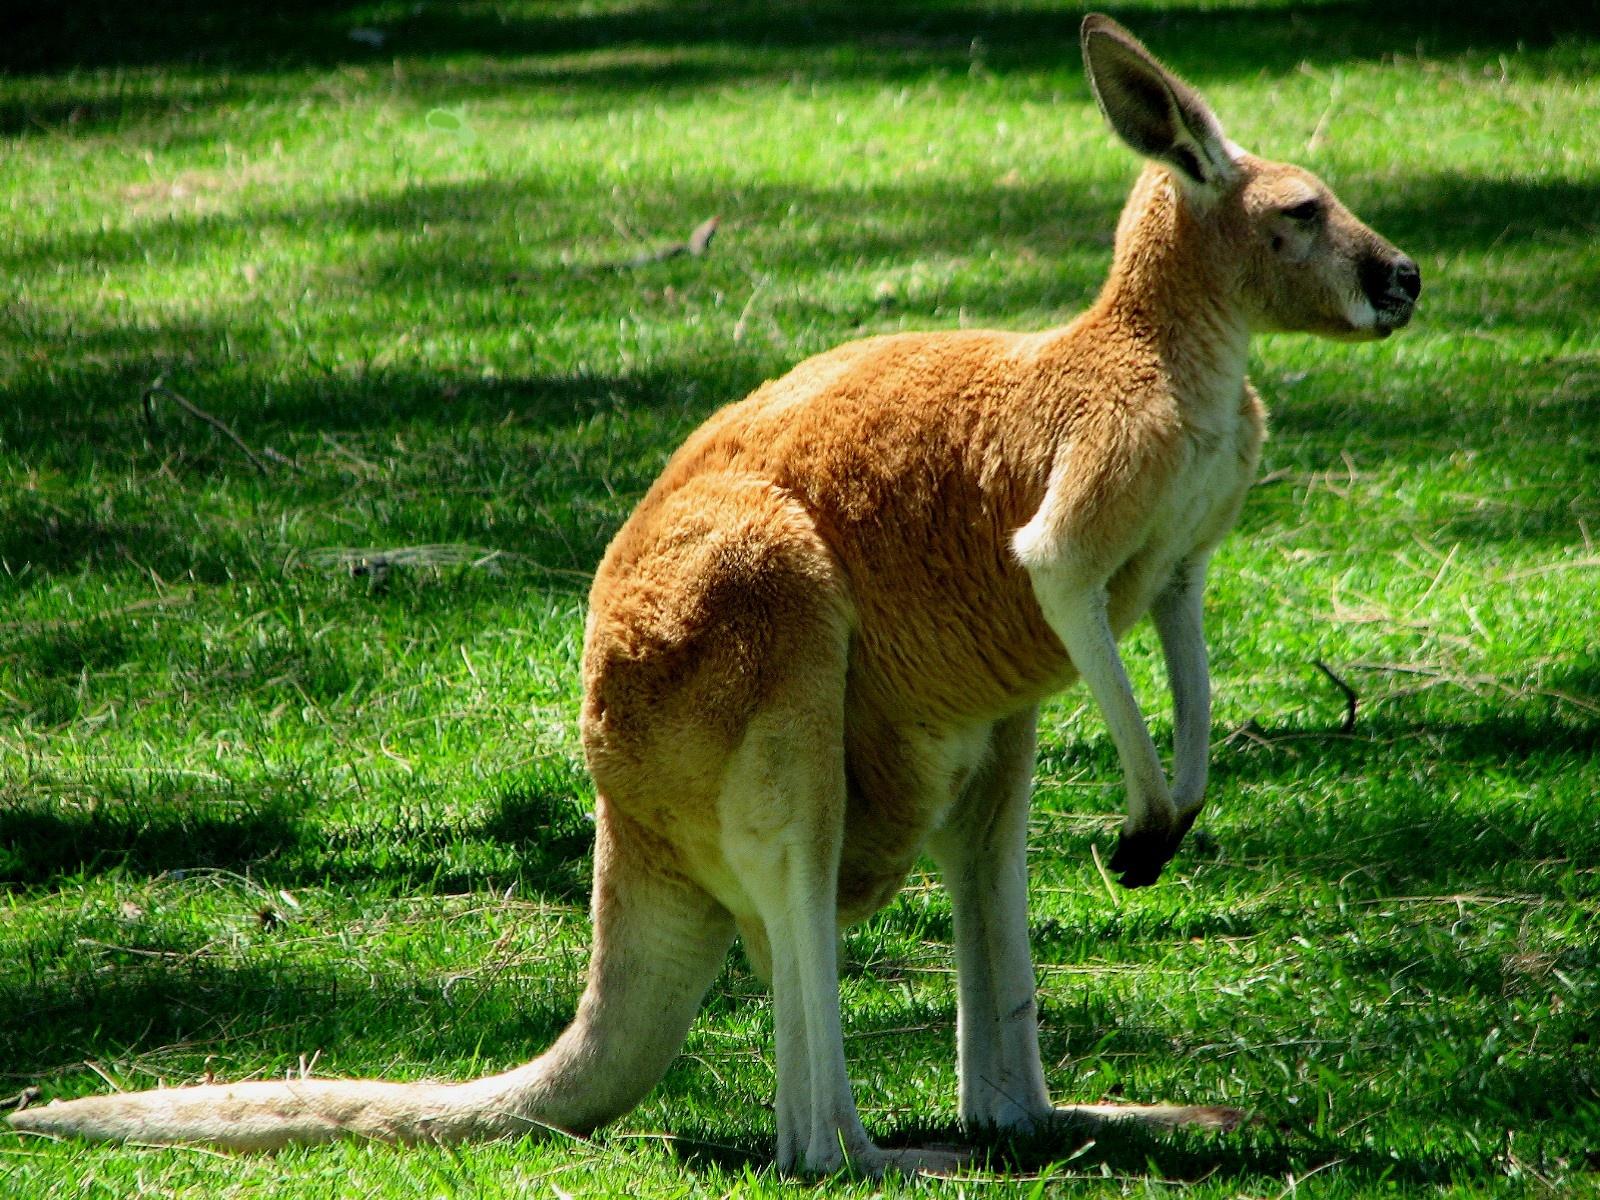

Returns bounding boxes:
[1359,253,1421,336]
[1335,296,1412,341]
[1373,302,1415,334]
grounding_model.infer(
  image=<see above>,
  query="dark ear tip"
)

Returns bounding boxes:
[1080,13,1130,45]
[1079,13,1114,52]
[1079,14,1147,68]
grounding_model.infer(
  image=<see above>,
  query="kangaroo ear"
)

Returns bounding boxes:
[1080,14,1238,191]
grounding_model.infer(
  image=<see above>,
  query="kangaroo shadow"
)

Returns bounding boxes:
[661,1112,1490,1188]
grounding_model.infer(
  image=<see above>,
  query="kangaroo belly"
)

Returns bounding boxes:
[834,711,998,922]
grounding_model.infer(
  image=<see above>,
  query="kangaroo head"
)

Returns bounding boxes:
[1081,14,1420,340]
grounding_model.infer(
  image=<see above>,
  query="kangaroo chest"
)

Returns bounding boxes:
[1102,387,1265,632]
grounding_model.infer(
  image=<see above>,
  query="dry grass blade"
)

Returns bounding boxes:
[140,378,296,474]
[297,544,509,573]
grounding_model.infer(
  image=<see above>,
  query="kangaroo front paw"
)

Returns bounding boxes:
[1108,827,1175,887]
[1109,808,1201,888]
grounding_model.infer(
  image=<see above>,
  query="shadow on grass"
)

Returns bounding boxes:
[6,744,1593,1183]
[7,911,1584,1187]
[0,772,596,901]
[660,1114,1491,1189]
[0,918,1531,1191]
[8,162,1594,295]
[0,494,228,587]
[0,171,1121,294]
[0,355,697,594]
[4,0,1594,148]
[7,0,1592,81]
[0,954,578,1081]
[0,789,307,890]
[1358,173,1600,258]
[4,162,1594,574]
[1172,713,1599,892]
[8,709,1592,899]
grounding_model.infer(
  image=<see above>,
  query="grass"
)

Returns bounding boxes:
[3,0,1598,1195]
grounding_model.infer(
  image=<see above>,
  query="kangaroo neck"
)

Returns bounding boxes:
[1089,167,1253,406]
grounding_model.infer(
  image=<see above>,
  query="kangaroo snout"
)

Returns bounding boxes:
[1361,251,1422,330]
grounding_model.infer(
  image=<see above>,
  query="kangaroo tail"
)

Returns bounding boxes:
[10,809,734,1149]
[9,1074,542,1150]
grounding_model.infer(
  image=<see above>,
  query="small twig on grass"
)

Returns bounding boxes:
[611,1131,763,1163]
[621,214,719,267]
[295,544,593,587]
[620,219,723,270]
[1221,718,1302,754]
[732,276,767,343]
[566,215,722,274]
[298,544,507,580]
[1311,659,1359,733]
[1275,1157,1348,1198]
[1500,554,1600,582]
[141,377,293,475]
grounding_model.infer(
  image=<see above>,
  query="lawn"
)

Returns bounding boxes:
[3,1,1598,1196]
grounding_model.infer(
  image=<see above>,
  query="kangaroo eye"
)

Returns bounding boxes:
[1283,198,1323,222]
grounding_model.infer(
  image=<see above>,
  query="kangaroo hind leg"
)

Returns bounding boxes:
[928,709,1243,1141]
[720,664,964,1177]
[927,708,1055,1133]
[478,802,738,1137]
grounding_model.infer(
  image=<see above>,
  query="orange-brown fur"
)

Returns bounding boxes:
[11,15,1416,1177]
[582,246,1264,916]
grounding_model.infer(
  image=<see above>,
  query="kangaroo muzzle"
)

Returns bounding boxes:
[1361,252,1422,331]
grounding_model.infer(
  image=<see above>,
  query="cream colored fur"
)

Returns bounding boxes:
[10,16,1418,1176]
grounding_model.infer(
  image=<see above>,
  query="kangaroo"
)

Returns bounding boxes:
[10,15,1418,1176]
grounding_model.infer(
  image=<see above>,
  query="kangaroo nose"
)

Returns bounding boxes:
[1361,252,1421,314]
[1393,257,1421,302]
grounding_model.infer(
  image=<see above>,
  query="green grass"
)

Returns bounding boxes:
[3,1,1598,1195]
